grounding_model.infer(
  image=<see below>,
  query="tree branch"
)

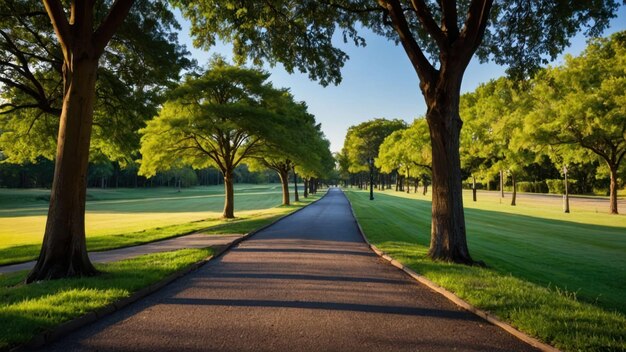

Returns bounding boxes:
[408,0,447,49]
[93,0,135,57]
[439,0,459,40]
[378,0,436,84]
[459,0,493,53]
[41,0,71,57]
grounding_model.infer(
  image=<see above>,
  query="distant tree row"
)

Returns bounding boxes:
[338,31,626,214]
[0,159,283,189]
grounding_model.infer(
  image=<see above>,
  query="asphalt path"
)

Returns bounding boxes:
[40,188,537,352]
[0,234,242,274]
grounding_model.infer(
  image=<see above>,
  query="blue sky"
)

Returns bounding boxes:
[176,6,626,153]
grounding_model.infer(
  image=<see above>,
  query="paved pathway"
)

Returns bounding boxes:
[0,234,242,274]
[39,188,537,351]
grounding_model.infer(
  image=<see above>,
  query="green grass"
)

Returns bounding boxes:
[0,184,287,248]
[0,248,213,350]
[345,188,626,352]
[0,190,321,266]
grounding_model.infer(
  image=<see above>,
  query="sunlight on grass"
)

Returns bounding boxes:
[0,191,321,266]
[0,184,288,249]
[345,188,626,352]
[0,248,213,350]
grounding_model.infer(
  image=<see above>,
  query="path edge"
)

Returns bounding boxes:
[11,190,329,352]
[342,189,561,352]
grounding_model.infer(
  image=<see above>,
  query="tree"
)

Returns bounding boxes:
[526,31,626,214]
[376,118,431,192]
[140,59,288,218]
[460,77,535,206]
[178,0,619,264]
[0,0,190,165]
[248,96,325,205]
[9,0,146,282]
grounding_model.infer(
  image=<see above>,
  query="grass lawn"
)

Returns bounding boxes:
[345,188,626,352]
[0,248,213,350]
[0,184,321,265]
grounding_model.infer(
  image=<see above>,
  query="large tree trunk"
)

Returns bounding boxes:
[26,59,99,283]
[609,165,619,214]
[223,170,235,218]
[278,169,290,205]
[425,78,473,265]
[292,168,299,202]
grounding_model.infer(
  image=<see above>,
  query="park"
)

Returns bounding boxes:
[0,0,625,351]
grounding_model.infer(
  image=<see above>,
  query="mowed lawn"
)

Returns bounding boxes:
[345,188,626,315]
[0,184,286,249]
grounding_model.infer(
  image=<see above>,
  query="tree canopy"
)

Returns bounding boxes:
[525,31,626,214]
[0,0,192,165]
[139,58,309,217]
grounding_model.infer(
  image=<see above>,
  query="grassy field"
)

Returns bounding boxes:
[0,184,319,265]
[0,248,213,350]
[345,188,626,351]
[0,184,287,248]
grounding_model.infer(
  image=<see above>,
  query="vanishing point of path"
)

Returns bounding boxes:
[40,188,538,352]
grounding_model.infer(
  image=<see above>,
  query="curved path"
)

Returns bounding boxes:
[40,188,537,352]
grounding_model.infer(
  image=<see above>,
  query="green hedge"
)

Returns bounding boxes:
[517,181,549,193]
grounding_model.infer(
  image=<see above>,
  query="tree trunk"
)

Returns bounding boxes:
[404,171,409,194]
[278,169,290,206]
[500,170,504,198]
[511,173,516,206]
[472,175,477,202]
[223,171,235,218]
[423,182,428,196]
[395,172,399,191]
[292,168,299,202]
[303,179,309,198]
[425,79,473,264]
[609,166,618,214]
[26,59,99,283]
[563,168,570,213]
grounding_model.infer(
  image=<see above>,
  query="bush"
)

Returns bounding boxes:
[546,179,578,194]
[517,181,549,193]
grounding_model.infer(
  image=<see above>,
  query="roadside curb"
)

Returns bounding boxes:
[11,191,328,352]
[341,189,561,352]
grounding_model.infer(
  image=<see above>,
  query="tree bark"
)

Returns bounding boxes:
[303,178,309,198]
[292,167,299,202]
[278,169,290,205]
[26,59,99,282]
[609,166,618,214]
[425,76,473,264]
[511,172,516,206]
[223,171,235,218]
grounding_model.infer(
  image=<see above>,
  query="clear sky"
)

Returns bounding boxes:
[175,6,626,153]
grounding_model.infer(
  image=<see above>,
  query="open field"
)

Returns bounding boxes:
[345,188,626,351]
[0,184,286,248]
[0,184,319,265]
[347,187,626,312]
